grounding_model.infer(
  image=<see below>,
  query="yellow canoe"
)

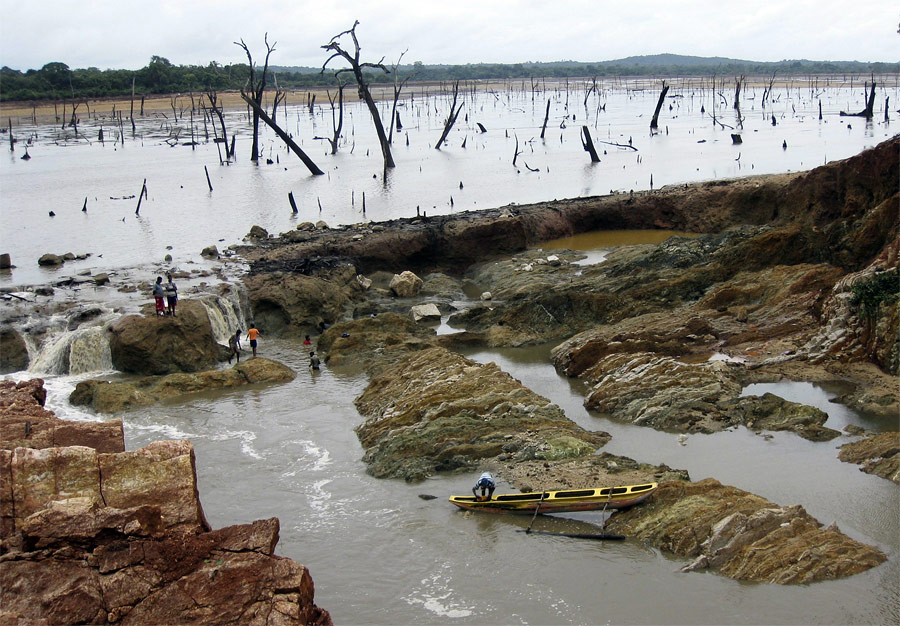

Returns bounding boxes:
[449,482,658,514]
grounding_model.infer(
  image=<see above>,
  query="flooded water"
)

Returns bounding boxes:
[32,335,898,625]
[2,78,896,286]
[3,78,899,623]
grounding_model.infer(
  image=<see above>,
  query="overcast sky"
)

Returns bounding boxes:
[1,0,896,72]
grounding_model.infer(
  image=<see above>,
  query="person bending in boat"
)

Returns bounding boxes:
[472,472,495,501]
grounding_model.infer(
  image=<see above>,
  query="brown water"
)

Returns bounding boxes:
[39,333,899,625]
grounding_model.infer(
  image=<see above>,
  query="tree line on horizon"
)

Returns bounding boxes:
[1,54,896,103]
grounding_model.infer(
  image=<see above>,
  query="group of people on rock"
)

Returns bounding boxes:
[152,273,178,317]
[151,274,322,371]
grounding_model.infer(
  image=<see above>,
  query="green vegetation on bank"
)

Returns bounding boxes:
[1,54,896,103]
[850,267,900,319]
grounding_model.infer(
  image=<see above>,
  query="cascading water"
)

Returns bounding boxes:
[196,290,248,345]
[28,325,113,375]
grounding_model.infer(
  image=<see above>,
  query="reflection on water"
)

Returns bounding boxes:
[3,82,895,286]
[28,336,899,625]
[538,228,700,264]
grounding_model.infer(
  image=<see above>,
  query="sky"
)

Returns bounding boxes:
[0,0,897,72]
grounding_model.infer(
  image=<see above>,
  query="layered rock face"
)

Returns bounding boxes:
[839,432,900,484]
[605,479,886,584]
[109,300,225,375]
[0,380,331,625]
[69,357,296,413]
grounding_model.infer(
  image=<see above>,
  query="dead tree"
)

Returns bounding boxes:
[540,99,551,139]
[322,21,395,169]
[240,91,323,175]
[650,81,669,130]
[271,87,287,125]
[434,81,464,150]
[235,34,276,162]
[733,75,744,110]
[581,126,600,162]
[388,50,413,143]
[206,91,230,159]
[840,77,877,119]
[761,71,776,109]
[323,79,347,155]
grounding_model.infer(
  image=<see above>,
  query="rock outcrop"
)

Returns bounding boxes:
[243,260,362,335]
[838,431,900,484]
[604,478,886,584]
[0,379,331,625]
[354,346,610,481]
[69,357,296,413]
[109,300,224,375]
[0,328,29,374]
[0,379,124,454]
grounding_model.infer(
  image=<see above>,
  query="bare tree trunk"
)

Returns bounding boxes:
[240,91,324,175]
[434,81,463,149]
[326,82,346,155]
[650,82,669,130]
[206,92,230,159]
[540,98,550,139]
[236,34,276,163]
[840,77,877,119]
[322,21,395,169]
[581,126,600,162]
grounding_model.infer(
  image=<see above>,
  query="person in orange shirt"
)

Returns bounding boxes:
[246,324,261,357]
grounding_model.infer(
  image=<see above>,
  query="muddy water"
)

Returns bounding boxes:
[36,335,897,625]
[2,80,896,287]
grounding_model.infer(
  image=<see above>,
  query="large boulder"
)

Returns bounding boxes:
[0,328,29,373]
[108,300,222,375]
[243,263,360,335]
[70,358,296,413]
[389,271,423,297]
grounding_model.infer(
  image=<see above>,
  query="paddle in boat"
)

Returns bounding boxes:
[449,482,658,514]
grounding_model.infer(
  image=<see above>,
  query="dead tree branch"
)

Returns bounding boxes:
[240,90,323,175]
[435,80,464,149]
[322,20,395,169]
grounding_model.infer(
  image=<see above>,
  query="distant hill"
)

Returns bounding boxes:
[2,54,895,102]
[271,53,894,76]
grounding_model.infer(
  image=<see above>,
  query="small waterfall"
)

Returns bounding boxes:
[197,291,247,345]
[28,326,113,375]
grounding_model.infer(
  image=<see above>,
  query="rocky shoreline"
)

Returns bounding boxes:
[0,136,896,616]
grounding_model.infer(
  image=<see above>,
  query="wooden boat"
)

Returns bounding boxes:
[449,482,658,514]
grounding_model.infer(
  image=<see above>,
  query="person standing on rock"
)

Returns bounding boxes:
[472,472,495,501]
[246,324,260,357]
[228,329,242,363]
[164,272,178,317]
[152,276,166,317]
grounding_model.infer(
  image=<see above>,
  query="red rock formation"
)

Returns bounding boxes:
[0,380,331,625]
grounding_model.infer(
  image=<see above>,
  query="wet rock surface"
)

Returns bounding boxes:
[353,346,610,481]
[69,357,296,413]
[0,380,332,625]
[839,431,900,484]
[109,300,225,375]
[604,479,886,584]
